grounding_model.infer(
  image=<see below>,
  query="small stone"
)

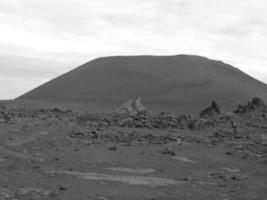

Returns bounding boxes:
[231,175,241,181]
[109,146,117,151]
[58,186,67,191]
[183,177,192,181]
[159,148,176,156]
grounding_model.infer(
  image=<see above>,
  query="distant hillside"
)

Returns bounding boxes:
[18,55,267,113]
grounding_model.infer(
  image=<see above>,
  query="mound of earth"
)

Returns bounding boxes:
[18,55,267,113]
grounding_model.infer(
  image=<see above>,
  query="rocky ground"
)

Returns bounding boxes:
[0,98,266,200]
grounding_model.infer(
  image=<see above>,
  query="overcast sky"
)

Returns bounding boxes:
[0,0,266,99]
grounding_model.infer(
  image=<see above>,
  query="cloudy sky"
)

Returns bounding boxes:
[0,0,266,99]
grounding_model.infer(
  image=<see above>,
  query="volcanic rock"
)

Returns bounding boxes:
[117,97,147,115]
[199,101,223,118]
[234,97,267,114]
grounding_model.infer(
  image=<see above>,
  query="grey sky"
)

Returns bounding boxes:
[0,0,266,99]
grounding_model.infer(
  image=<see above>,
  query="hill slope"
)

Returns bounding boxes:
[18,55,267,113]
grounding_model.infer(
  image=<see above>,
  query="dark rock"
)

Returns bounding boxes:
[109,146,117,151]
[159,147,176,156]
[58,186,67,191]
[68,131,87,139]
[234,97,266,114]
[200,101,223,118]
[225,151,233,155]
[183,177,192,181]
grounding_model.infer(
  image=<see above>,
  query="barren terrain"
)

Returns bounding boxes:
[0,98,266,200]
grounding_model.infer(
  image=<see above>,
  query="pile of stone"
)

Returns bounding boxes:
[234,97,266,114]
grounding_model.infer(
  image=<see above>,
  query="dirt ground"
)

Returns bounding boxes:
[0,100,266,200]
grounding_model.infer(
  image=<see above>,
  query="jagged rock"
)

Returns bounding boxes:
[117,97,147,115]
[199,101,223,118]
[235,97,266,114]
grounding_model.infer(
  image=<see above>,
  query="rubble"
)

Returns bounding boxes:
[68,130,178,145]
